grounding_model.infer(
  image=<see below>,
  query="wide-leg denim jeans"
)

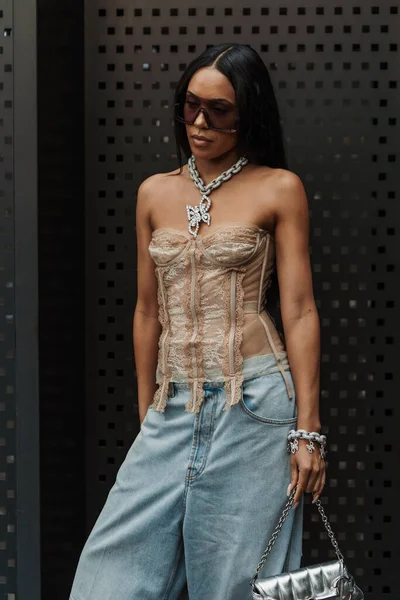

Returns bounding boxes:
[70,352,304,600]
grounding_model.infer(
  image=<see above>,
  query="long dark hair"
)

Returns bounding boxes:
[170,43,289,340]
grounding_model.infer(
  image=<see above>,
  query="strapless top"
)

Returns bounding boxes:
[148,224,294,413]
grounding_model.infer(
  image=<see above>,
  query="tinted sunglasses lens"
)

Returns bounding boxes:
[178,101,236,131]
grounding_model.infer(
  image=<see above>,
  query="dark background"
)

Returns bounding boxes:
[0,1,398,598]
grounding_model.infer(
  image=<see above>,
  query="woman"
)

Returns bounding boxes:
[70,43,325,600]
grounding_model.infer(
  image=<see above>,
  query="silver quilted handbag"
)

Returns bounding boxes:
[250,487,364,599]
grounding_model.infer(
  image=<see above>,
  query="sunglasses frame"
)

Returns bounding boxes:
[174,101,239,133]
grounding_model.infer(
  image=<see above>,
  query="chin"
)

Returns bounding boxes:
[189,145,215,157]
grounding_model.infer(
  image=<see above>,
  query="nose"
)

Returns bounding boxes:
[193,108,209,129]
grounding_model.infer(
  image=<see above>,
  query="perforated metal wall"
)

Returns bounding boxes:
[1,1,41,598]
[0,3,17,595]
[84,2,399,597]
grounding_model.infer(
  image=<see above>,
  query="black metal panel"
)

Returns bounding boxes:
[0,2,18,596]
[84,2,400,597]
[14,0,41,596]
[37,1,85,598]
[1,0,42,598]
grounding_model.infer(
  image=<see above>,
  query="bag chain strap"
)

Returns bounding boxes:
[249,486,345,588]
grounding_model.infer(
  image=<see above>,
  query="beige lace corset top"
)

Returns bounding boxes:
[148,224,294,414]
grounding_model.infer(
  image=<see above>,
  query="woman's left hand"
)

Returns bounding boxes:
[287,438,326,508]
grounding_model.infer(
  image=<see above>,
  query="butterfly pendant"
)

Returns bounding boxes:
[186,195,211,237]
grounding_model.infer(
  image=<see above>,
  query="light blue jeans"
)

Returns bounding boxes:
[70,353,304,600]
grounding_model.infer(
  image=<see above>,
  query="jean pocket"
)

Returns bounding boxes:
[240,371,298,425]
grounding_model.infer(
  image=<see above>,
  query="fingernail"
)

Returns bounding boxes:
[287,484,292,497]
[293,502,299,510]
[312,496,319,504]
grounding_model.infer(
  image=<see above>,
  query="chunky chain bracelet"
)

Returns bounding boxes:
[287,429,328,460]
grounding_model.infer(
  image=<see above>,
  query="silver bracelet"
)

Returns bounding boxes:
[287,429,327,460]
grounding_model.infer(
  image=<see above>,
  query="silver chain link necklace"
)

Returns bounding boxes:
[186,153,249,237]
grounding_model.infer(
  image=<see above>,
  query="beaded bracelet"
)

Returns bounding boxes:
[287,429,328,460]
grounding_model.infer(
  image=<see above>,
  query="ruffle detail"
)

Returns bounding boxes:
[152,375,244,413]
[184,378,206,413]
[223,373,245,411]
[233,271,246,375]
[183,245,195,390]
[152,377,169,412]
[194,244,205,390]
[221,268,246,409]
[221,272,232,381]
[154,267,171,408]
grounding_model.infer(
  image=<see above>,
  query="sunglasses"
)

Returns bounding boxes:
[174,94,239,133]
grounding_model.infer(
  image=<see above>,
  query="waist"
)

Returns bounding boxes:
[158,351,289,387]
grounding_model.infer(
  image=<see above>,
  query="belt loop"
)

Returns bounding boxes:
[167,381,175,398]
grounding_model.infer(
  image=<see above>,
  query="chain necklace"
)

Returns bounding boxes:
[186,153,249,237]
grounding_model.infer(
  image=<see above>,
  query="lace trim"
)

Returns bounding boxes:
[152,378,169,412]
[201,226,263,246]
[179,244,207,413]
[183,245,194,392]
[152,378,207,413]
[223,373,245,411]
[184,378,205,413]
[223,269,246,410]
[188,245,205,413]
[152,267,171,412]
[149,230,189,267]
[221,272,232,382]
[234,271,246,373]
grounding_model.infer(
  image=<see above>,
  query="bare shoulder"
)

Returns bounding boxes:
[257,167,308,218]
[256,166,303,192]
[137,166,182,201]
[136,167,183,223]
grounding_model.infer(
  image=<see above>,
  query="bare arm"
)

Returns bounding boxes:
[271,170,325,507]
[273,171,321,432]
[133,176,162,425]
